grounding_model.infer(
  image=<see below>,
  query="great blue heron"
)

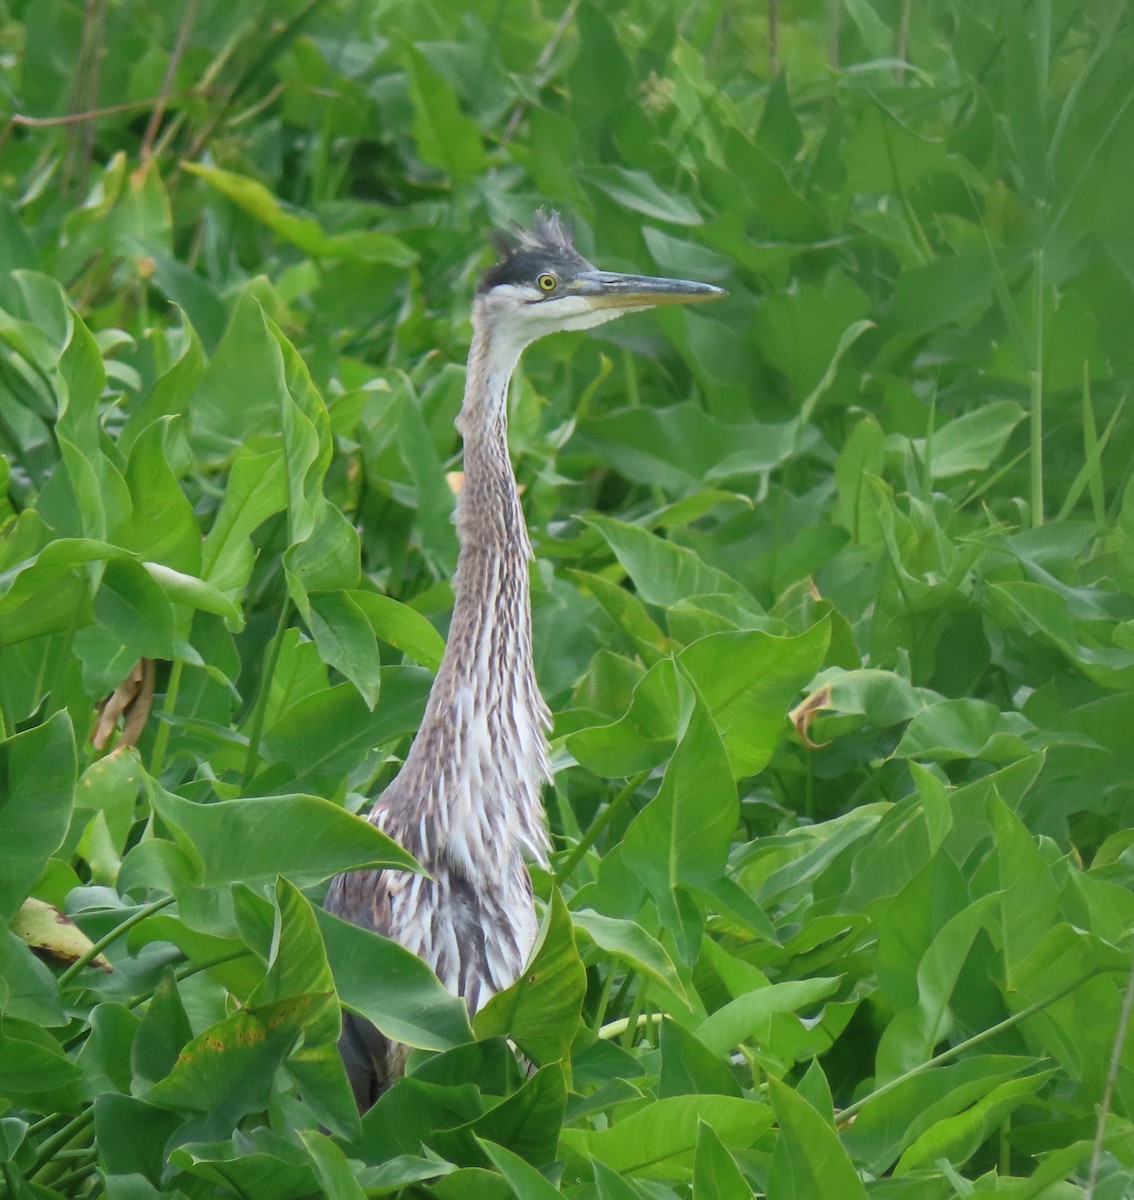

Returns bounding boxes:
[326,213,725,1110]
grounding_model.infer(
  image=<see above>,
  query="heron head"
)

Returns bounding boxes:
[476,212,725,350]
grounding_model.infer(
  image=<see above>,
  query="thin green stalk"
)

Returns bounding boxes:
[554,770,650,886]
[27,1110,94,1178]
[839,964,1109,1123]
[592,962,617,1032]
[241,594,292,789]
[149,657,184,778]
[58,895,175,987]
[0,655,13,740]
[1086,952,1134,1198]
[1029,246,1046,527]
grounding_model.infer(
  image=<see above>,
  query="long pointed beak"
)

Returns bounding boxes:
[570,270,726,309]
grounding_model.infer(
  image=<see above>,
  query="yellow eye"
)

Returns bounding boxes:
[536,272,558,292]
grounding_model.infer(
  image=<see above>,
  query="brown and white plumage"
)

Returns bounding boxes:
[326,213,724,1110]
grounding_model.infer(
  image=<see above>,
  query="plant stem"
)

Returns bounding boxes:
[241,594,292,789]
[839,965,1109,1123]
[1030,246,1045,527]
[1086,952,1134,1198]
[554,770,649,886]
[27,1109,94,1179]
[149,657,183,778]
[58,895,175,987]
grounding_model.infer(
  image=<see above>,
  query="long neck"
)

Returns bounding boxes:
[388,314,550,875]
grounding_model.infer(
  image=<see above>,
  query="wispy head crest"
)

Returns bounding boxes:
[479,209,593,294]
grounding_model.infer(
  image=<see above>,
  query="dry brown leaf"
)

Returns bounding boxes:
[789,684,832,748]
[90,658,156,750]
[13,898,112,971]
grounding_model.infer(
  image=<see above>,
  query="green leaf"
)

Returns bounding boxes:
[143,562,242,623]
[0,930,63,1025]
[474,889,586,1065]
[93,558,177,660]
[587,515,756,611]
[146,995,315,1136]
[316,908,475,1052]
[622,688,737,919]
[921,400,1026,478]
[150,787,419,887]
[0,712,76,922]
[578,405,806,491]
[185,163,416,265]
[560,1095,773,1179]
[659,1020,742,1099]
[895,1070,1056,1175]
[875,894,1000,1081]
[571,908,687,1001]
[767,1077,868,1200]
[695,978,842,1058]
[349,590,446,671]
[692,1120,753,1200]
[131,967,194,1090]
[402,44,487,177]
[477,1138,561,1200]
[582,166,704,225]
[308,590,384,709]
[297,1129,368,1200]
[200,449,289,591]
[678,623,830,777]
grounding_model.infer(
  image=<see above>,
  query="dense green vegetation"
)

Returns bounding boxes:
[1,0,1133,1195]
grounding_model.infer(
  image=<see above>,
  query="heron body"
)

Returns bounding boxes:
[326,214,724,1110]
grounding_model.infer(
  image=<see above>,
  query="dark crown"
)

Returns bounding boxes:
[478,211,595,293]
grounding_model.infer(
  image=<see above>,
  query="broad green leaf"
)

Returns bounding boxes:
[131,967,193,1091]
[560,1095,773,1179]
[844,1054,1044,1174]
[260,670,430,789]
[578,406,805,491]
[297,1129,368,1200]
[678,623,830,777]
[659,1020,742,1099]
[475,889,586,1065]
[350,590,446,671]
[567,658,681,777]
[571,908,687,1001]
[200,449,289,591]
[93,1094,183,1183]
[402,44,487,177]
[583,166,704,225]
[316,908,474,1052]
[0,712,76,922]
[185,163,416,265]
[146,995,315,1136]
[309,590,384,709]
[695,978,841,1058]
[920,400,1026,479]
[93,558,177,660]
[168,1129,322,1199]
[767,1077,868,1200]
[478,1138,561,1200]
[692,1120,753,1199]
[622,689,737,917]
[0,929,63,1026]
[144,562,241,623]
[875,894,1000,1081]
[150,787,418,887]
[894,1070,1056,1175]
[587,515,756,611]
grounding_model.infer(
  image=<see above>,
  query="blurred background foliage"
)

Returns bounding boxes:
[2,0,1134,1196]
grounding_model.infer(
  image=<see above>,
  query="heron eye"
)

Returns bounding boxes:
[536,272,558,293]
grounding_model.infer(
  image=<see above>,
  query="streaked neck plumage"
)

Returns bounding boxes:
[384,298,551,878]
